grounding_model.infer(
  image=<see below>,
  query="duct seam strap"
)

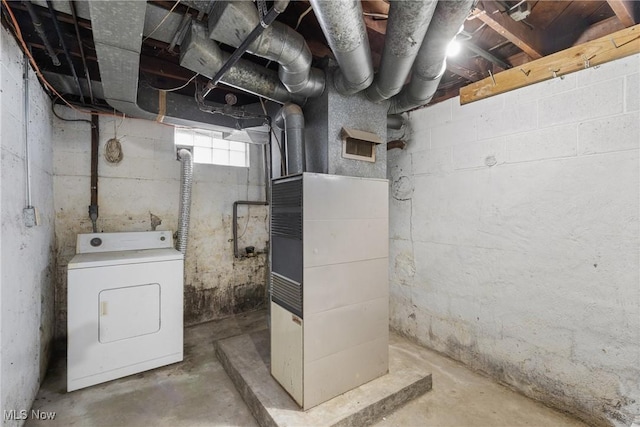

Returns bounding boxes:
[157,91,167,123]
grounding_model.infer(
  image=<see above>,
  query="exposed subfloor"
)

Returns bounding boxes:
[28,310,586,427]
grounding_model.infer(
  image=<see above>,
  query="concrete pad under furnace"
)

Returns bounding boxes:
[214,330,432,427]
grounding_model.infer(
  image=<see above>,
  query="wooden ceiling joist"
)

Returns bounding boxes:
[471,2,545,59]
[459,23,640,105]
[607,0,639,27]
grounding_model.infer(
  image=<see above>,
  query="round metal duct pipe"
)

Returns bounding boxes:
[389,0,475,113]
[309,0,374,95]
[366,0,438,103]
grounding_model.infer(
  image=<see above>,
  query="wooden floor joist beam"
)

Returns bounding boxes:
[459,24,640,105]
[607,0,639,27]
[470,3,545,59]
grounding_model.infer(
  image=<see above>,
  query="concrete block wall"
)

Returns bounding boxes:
[53,108,269,337]
[1,27,55,425]
[388,53,640,426]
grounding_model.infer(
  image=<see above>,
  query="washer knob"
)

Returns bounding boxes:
[90,237,102,247]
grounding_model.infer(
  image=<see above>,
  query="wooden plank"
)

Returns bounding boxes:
[607,0,639,27]
[447,62,482,82]
[471,3,545,59]
[361,0,390,16]
[363,15,388,34]
[460,23,640,104]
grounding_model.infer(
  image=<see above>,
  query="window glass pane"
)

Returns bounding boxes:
[229,151,246,167]
[228,141,246,152]
[212,149,229,165]
[175,129,193,146]
[175,128,248,167]
[193,146,212,164]
[211,138,228,149]
[194,133,211,147]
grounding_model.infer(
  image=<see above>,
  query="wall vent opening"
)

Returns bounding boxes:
[341,127,382,163]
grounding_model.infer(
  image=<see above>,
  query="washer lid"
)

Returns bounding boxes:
[68,248,183,269]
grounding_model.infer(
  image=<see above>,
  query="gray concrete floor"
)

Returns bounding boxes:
[28,310,585,427]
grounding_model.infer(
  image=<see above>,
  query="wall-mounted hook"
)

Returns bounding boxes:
[582,54,596,69]
[550,68,560,79]
[520,68,531,77]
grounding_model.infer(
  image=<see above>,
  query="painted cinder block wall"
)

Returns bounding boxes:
[52,108,269,338]
[389,53,640,426]
[1,27,56,425]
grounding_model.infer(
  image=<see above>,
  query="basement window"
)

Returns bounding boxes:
[174,127,249,167]
[341,127,383,163]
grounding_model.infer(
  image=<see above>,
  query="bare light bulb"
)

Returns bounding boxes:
[446,39,462,57]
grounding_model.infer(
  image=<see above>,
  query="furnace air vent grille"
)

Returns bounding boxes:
[271,272,302,318]
[271,177,302,240]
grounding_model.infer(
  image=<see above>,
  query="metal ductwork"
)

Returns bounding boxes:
[387,114,406,130]
[208,1,324,98]
[88,1,265,131]
[274,103,305,175]
[365,0,438,103]
[389,0,475,114]
[176,148,193,255]
[180,22,305,105]
[309,0,374,95]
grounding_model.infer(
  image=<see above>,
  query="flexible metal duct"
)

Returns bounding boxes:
[389,0,474,114]
[387,114,406,130]
[365,0,438,103]
[274,103,305,175]
[180,22,305,105]
[309,0,374,95]
[208,1,324,97]
[88,1,266,131]
[176,149,193,254]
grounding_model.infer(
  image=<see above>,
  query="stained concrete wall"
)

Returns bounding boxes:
[1,27,56,425]
[53,108,268,338]
[388,53,640,426]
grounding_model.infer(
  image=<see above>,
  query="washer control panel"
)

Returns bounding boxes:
[76,231,173,254]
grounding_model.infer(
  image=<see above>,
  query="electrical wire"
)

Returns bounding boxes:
[51,98,94,127]
[143,73,199,92]
[294,6,313,31]
[258,97,286,173]
[143,0,181,42]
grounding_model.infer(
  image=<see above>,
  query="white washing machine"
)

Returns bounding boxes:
[67,231,184,392]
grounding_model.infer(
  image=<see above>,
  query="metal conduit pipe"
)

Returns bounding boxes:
[176,149,193,255]
[365,0,438,103]
[309,0,374,95]
[389,0,475,114]
[233,201,268,259]
[208,1,324,97]
[274,103,305,175]
[180,22,305,105]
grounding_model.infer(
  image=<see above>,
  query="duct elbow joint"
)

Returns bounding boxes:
[334,69,374,96]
